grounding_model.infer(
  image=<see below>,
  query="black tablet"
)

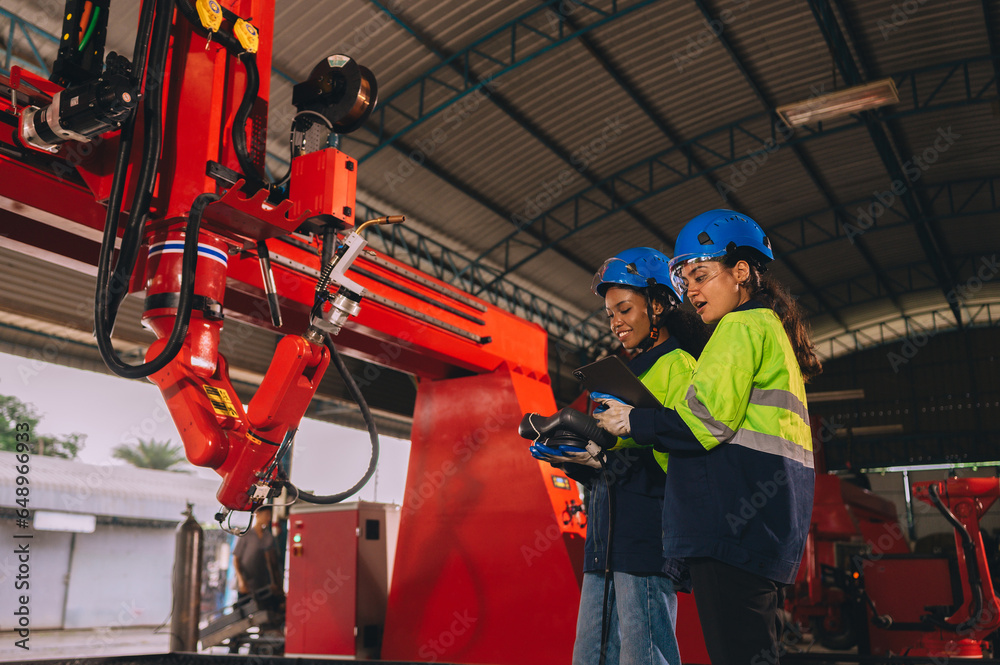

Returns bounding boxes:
[573,356,663,409]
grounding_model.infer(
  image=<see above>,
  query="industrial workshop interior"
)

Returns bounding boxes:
[0,0,998,663]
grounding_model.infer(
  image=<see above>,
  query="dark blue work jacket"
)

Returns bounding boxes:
[562,339,677,574]
[630,301,815,585]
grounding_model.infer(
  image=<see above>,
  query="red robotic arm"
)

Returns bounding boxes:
[0,2,588,661]
[911,477,1000,656]
[2,0,395,515]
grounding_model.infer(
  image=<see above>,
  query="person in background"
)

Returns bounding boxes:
[233,505,282,603]
[228,504,285,654]
[594,210,821,665]
[533,247,709,665]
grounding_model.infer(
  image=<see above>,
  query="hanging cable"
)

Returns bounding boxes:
[231,51,263,189]
[92,0,212,380]
[79,5,101,51]
[289,335,380,504]
[95,193,218,379]
[927,483,985,633]
[104,0,174,327]
[91,0,156,354]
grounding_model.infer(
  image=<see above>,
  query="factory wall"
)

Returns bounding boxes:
[810,326,1000,469]
[0,517,175,630]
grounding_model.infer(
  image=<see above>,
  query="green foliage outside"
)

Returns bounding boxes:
[0,394,85,459]
[112,438,189,472]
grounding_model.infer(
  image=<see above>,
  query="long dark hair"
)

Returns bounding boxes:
[646,284,711,359]
[728,258,823,381]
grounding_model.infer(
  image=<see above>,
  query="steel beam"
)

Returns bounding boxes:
[808,0,963,325]
[814,302,1000,361]
[364,0,672,247]
[799,253,995,316]
[359,0,663,162]
[691,0,903,321]
[769,176,1000,258]
[465,56,997,292]
[0,7,56,76]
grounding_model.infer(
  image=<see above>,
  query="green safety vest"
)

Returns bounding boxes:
[676,307,813,468]
[615,346,696,472]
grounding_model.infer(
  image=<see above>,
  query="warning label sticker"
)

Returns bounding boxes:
[203,385,239,417]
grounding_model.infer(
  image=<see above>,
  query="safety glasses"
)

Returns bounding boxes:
[669,258,726,296]
[591,257,643,295]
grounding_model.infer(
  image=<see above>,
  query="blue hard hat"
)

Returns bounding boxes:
[591,247,681,301]
[667,209,772,295]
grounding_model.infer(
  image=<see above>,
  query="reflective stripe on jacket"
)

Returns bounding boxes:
[653,304,815,584]
[676,307,813,468]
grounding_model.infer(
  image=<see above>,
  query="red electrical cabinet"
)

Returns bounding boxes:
[285,501,400,658]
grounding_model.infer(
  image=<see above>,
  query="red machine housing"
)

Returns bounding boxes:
[896,477,1000,658]
[787,458,1000,659]
[0,2,589,661]
[289,148,358,228]
[788,472,910,648]
[285,502,398,658]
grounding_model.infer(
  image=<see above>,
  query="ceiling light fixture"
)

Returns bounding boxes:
[776,78,899,127]
[806,389,865,403]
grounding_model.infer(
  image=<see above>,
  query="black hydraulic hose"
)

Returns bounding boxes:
[92,0,156,285]
[174,0,265,189]
[927,483,985,632]
[105,0,174,326]
[95,193,219,379]
[92,0,156,365]
[129,0,158,92]
[293,335,380,504]
[232,51,263,188]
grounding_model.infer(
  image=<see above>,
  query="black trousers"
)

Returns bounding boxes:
[687,558,784,665]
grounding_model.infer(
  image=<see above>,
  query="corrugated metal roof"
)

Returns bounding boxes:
[0,451,219,522]
[1,0,998,375]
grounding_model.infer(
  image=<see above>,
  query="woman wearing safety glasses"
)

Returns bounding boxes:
[594,210,822,665]
[532,247,708,665]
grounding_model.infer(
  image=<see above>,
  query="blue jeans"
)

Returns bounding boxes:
[572,571,681,665]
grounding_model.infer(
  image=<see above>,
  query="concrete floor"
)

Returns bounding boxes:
[0,626,170,661]
[0,625,845,662]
